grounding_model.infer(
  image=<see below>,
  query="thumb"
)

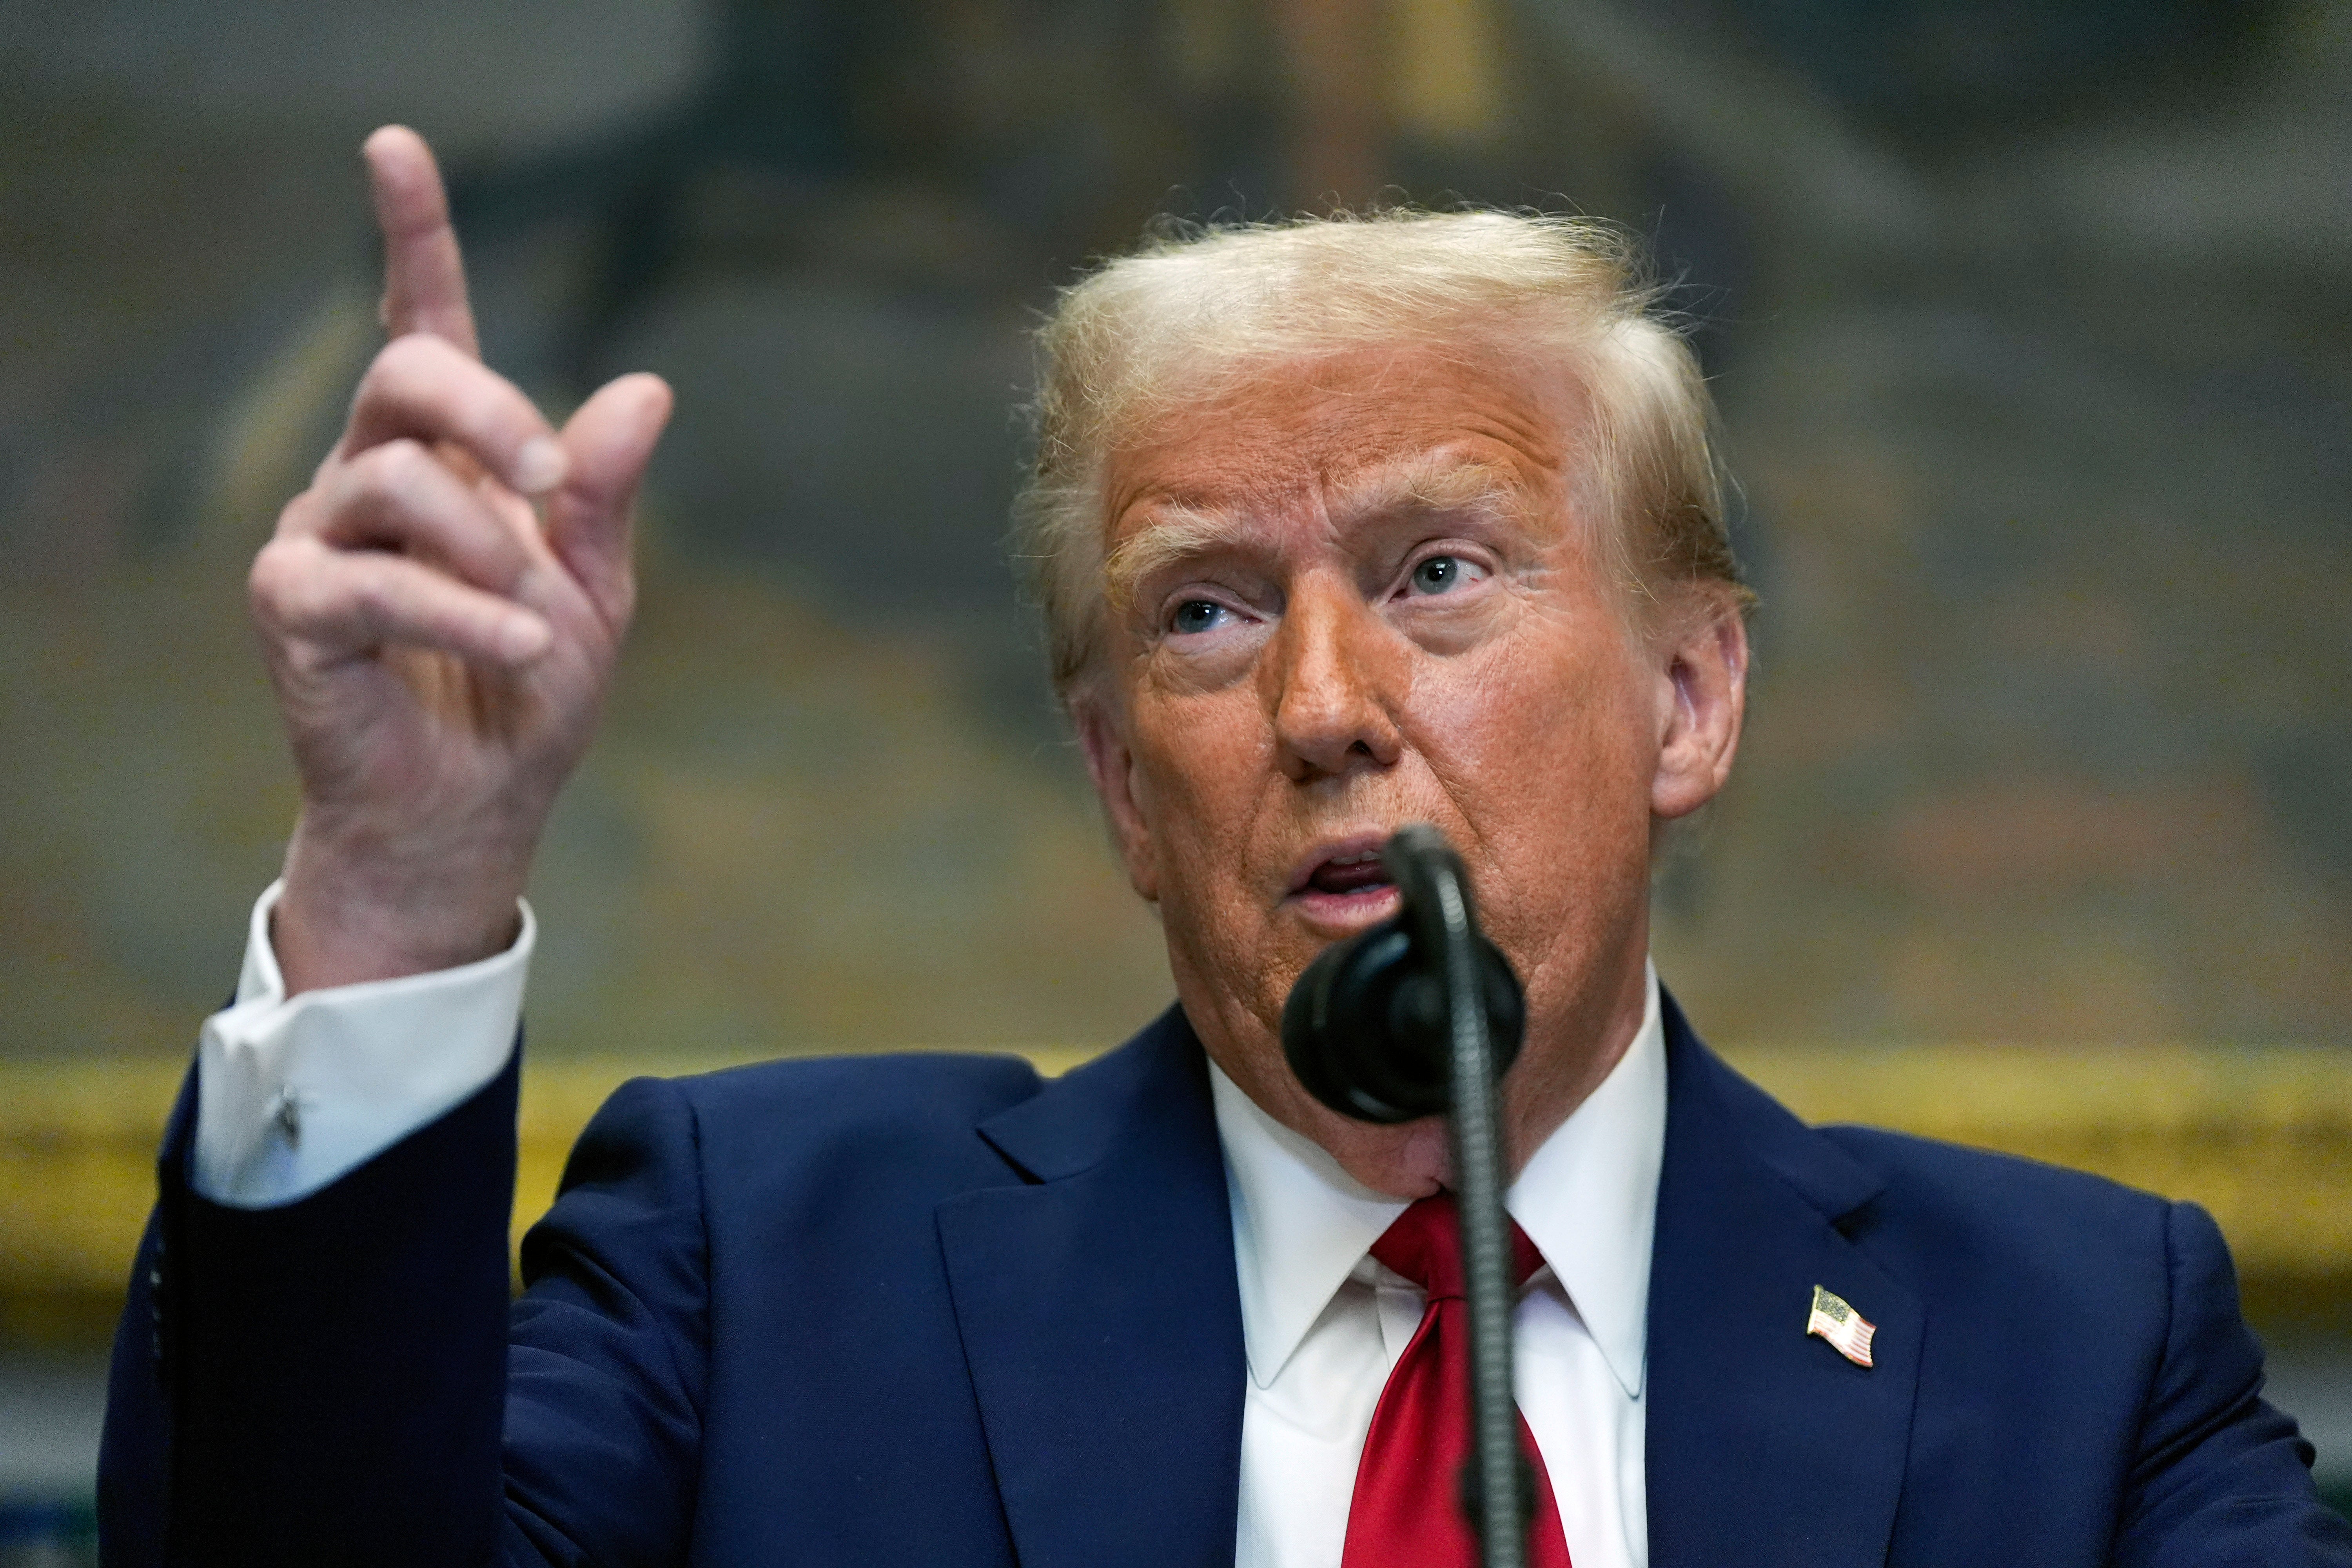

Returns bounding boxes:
[547,372,673,629]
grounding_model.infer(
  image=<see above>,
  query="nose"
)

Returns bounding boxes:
[1264,573,1405,783]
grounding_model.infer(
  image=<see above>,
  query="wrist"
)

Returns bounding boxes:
[274,811,532,993]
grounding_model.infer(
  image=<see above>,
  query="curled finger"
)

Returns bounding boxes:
[252,534,552,669]
[344,333,568,497]
[309,438,537,593]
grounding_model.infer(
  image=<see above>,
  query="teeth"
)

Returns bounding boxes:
[1328,850,1380,866]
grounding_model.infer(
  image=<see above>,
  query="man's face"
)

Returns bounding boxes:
[1076,341,1744,1195]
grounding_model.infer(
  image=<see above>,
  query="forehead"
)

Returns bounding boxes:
[1101,343,1575,535]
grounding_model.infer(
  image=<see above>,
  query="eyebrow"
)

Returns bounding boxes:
[1328,453,1531,530]
[1101,455,1535,613]
[1102,505,1239,613]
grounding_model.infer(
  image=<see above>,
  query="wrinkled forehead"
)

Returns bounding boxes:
[1099,340,1587,542]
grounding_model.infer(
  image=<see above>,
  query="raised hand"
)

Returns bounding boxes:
[251,126,672,993]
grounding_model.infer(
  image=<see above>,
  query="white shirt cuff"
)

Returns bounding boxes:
[191,879,533,1209]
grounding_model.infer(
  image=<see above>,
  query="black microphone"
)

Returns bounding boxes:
[1280,823,1526,1124]
[1278,822,1536,1568]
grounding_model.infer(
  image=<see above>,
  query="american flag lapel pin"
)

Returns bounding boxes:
[1806,1285,1876,1368]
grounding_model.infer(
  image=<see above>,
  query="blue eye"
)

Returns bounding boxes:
[1171,599,1227,634]
[1409,555,1474,595]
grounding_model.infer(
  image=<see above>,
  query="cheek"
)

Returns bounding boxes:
[1408,628,1658,929]
[1127,688,1269,880]
[1424,624,1653,797]
[1127,689,1295,1011]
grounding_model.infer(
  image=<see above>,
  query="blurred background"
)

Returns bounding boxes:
[2,0,2347,1557]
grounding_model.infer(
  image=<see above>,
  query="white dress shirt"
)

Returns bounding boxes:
[192,887,1665,1567]
[1213,967,1664,1568]
[192,881,532,1206]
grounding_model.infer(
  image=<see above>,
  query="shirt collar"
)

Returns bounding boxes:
[1210,961,1667,1400]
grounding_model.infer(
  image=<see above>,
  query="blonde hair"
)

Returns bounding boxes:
[1014,209,1750,702]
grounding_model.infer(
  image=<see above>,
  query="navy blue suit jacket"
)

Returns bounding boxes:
[100,996,2351,1566]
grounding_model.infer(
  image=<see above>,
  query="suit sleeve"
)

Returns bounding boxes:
[2110,1200,2352,1566]
[500,1075,711,1566]
[102,1048,521,1567]
[98,1057,714,1568]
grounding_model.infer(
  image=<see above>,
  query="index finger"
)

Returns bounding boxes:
[364,125,479,358]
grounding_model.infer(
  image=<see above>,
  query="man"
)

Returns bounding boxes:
[98,126,2347,1567]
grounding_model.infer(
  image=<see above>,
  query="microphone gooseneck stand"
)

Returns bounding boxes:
[1281,824,1531,1568]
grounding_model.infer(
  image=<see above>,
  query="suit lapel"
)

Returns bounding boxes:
[937,1007,1244,1568]
[1646,996,1922,1568]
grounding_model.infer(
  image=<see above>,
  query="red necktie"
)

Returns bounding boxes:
[1339,1194,1573,1568]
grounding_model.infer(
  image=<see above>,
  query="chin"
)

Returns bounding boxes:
[1322,1115,1454,1200]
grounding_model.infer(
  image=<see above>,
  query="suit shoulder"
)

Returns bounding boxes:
[1815,1122,2185,1313]
[1818,1120,2172,1223]
[662,1050,1048,1143]
[550,1051,1047,1202]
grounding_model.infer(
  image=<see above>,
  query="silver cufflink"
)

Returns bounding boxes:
[269,1088,303,1147]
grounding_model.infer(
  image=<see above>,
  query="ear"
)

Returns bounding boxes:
[1073,692,1162,903]
[1650,597,1749,821]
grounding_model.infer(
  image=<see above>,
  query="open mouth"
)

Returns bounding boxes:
[1304,849,1393,898]
[1287,838,1403,926]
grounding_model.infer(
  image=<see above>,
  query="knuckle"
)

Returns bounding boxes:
[356,333,452,416]
[273,485,323,539]
[378,330,444,378]
[246,544,289,612]
[251,541,332,628]
[357,339,412,400]
[354,437,432,497]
